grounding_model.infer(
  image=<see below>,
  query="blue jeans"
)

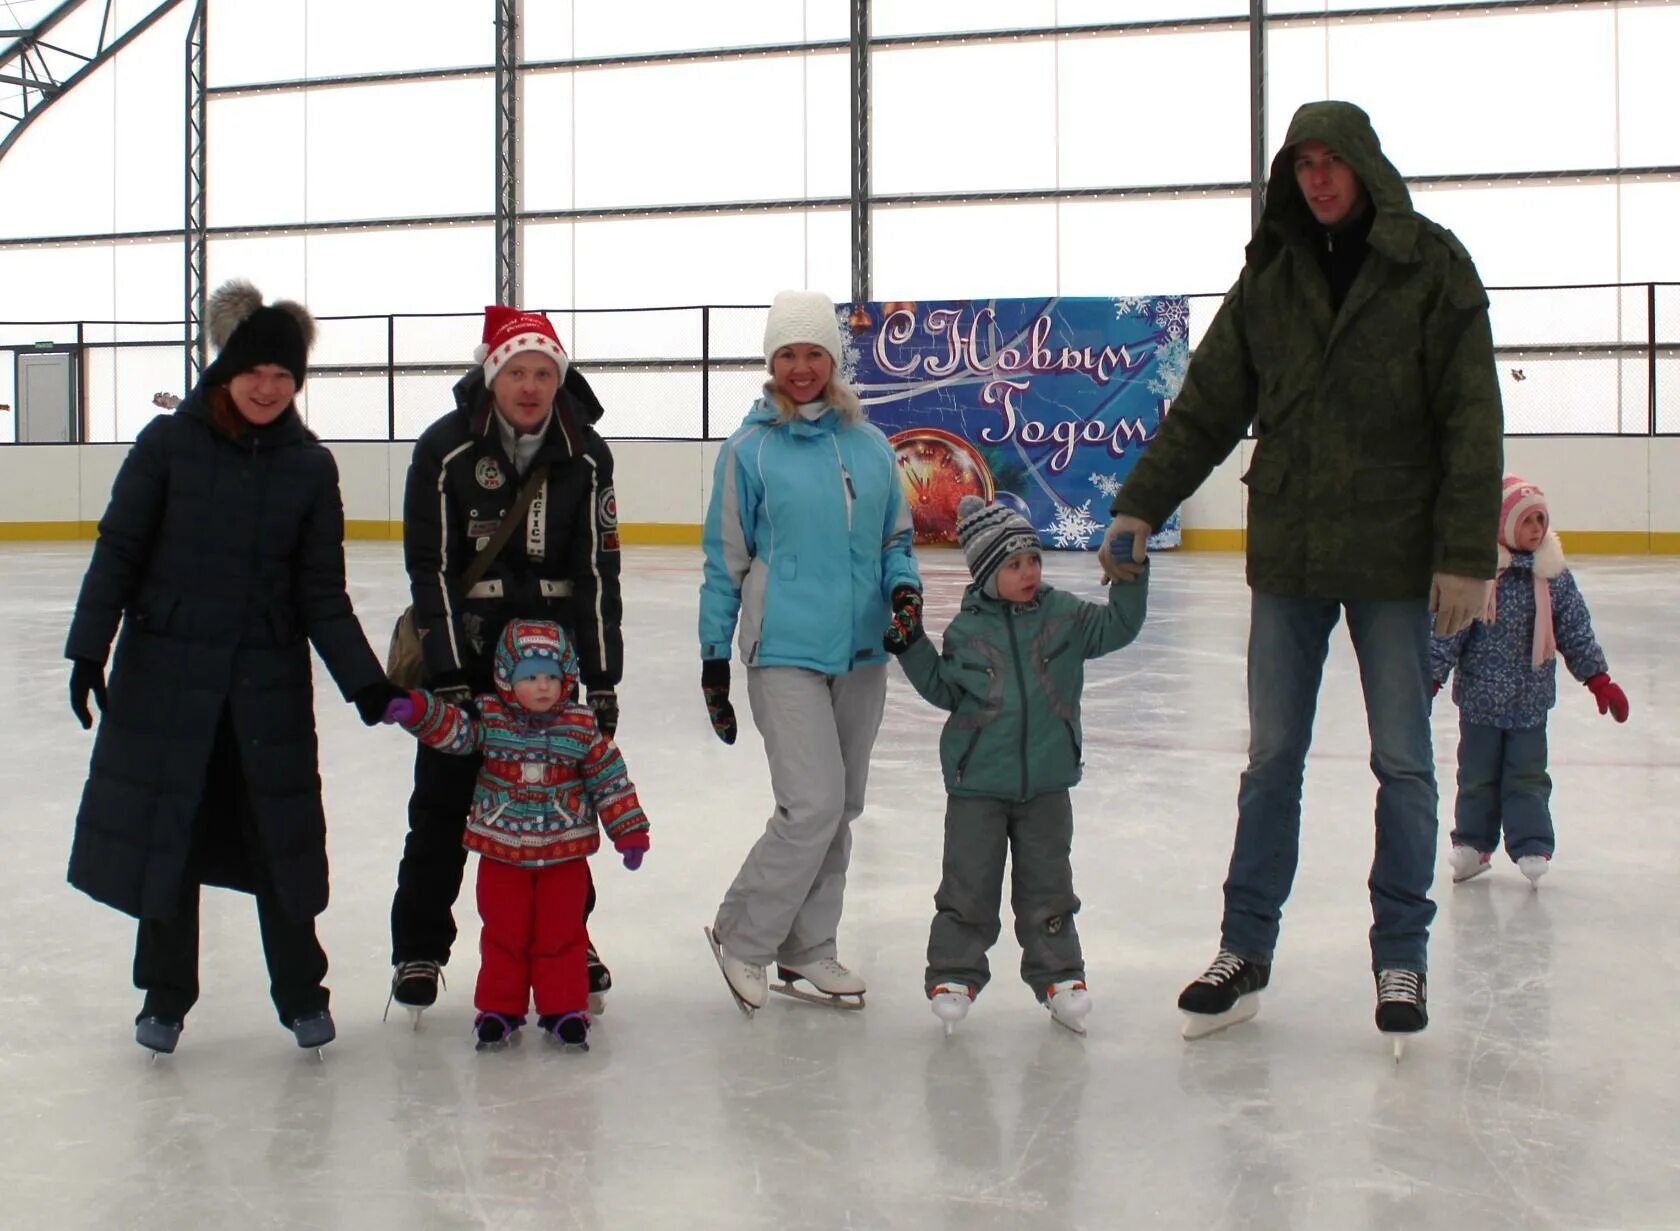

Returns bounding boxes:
[1221,591,1438,973]
[1452,721,1553,859]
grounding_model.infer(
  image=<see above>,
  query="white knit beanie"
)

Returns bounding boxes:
[763,290,844,368]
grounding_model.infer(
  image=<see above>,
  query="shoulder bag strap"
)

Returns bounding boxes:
[458,463,550,592]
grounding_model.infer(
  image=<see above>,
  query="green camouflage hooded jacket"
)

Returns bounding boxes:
[1113,100,1503,599]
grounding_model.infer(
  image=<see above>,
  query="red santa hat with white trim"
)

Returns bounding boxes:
[475,305,570,385]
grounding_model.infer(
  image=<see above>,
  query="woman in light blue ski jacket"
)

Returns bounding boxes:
[697,290,921,1016]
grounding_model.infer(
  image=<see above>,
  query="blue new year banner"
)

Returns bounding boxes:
[835,296,1187,550]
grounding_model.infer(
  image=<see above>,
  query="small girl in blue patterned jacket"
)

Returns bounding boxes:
[1431,475,1629,887]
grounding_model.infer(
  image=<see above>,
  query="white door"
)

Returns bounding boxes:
[18,352,76,443]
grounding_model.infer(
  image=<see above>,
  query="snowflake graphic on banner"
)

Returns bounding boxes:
[1148,337,1191,399]
[1113,297,1152,319]
[1152,299,1189,340]
[834,308,863,389]
[1088,472,1122,499]
[1042,499,1103,549]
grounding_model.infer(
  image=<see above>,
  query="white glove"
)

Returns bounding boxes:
[1098,514,1152,582]
[1429,572,1490,637]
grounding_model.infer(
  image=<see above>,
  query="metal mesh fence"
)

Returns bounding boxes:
[2,286,1676,443]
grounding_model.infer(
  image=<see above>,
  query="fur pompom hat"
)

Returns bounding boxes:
[957,495,1041,598]
[763,290,844,369]
[476,305,569,386]
[203,279,315,389]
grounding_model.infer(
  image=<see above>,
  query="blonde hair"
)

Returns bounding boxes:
[763,374,863,424]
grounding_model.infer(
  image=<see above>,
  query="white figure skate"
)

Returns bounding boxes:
[771,957,866,1010]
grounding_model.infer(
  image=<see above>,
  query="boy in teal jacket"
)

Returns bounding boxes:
[891,496,1148,1034]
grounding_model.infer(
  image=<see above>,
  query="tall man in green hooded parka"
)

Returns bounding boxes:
[1099,101,1504,1052]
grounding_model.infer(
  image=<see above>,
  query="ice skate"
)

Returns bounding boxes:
[1044,979,1091,1036]
[771,956,866,1010]
[1178,950,1271,1040]
[703,926,766,1016]
[1517,854,1550,887]
[289,1010,336,1054]
[384,959,444,1029]
[586,944,611,1016]
[473,1011,524,1051]
[929,983,973,1036]
[1374,969,1427,1061]
[539,1011,591,1053]
[1449,844,1492,883]
[135,1016,181,1056]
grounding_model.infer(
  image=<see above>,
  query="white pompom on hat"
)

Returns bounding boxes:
[763,290,844,369]
[475,305,569,386]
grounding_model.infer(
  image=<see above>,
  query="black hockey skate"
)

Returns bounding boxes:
[1178,950,1271,1039]
[135,1015,182,1056]
[1374,969,1427,1061]
[290,1010,336,1053]
[539,1011,591,1053]
[385,959,445,1029]
[586,944,611,1016]
[473,1011,525,1051]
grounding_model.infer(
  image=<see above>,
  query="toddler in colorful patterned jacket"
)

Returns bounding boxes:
[384,619,648,1050]
[1431,475,1628,887]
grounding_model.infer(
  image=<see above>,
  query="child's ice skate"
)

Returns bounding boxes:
[384,959,444,1030]
[1375,969,1427,1061]
[473,1011,525,1051]
[1517,854,1550,887]
[539,1011,590,1053]
[586,944,611,1016]
[1044,979,1091,1035]
[771,956,866,1010]
[704,926,767,1017]
[135,1016,182,1057]
[929,983,973,1036]
[289,1010,336,1055]
[1448,844,1492,883]
[1178,950,1270,1040]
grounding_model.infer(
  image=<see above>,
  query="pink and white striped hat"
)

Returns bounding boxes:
[1498,475,1548,551]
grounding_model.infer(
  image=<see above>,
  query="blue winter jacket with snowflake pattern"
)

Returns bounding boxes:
[1430,551,1607,730]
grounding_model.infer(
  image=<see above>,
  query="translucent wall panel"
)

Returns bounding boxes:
[806,211,852,299]
[519,76,576,212]
[522,222,578,311]
[109,6,191,233]
[0,249,117,323]
[114,243,186,324]
[304,228,495,315]
[874,204,1058,300]
[304,0,493,77]
[1268,11,1619,176]
[873,44,1056,195]
[874,2,1245,36]
[305,81,490,220]
[572,58,834,209]
[84,344,186,443]
[208,0,307,85]
[0,71,114,241]
[572,214,822,308]
[1496,355,1649,435]
[394,371,466,441]
[568,0,817,57]
[1486,286,1649,356]
[1059,31,1249,188]
[1058,197,1251,299]
[298,374,389,440]
[207,96,309,227]
[1619,7,1680,169]
[565,309,702,363]
[208,236,308,305]
[1413,183,1618,288]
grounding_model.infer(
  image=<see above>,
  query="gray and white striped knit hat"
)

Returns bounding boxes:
[956,495,1042,598]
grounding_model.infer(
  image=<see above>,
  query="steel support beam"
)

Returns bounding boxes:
[849,0,869,304]
[183,0,206,389]
[1249,0,1267,234]
[494,0,521,306]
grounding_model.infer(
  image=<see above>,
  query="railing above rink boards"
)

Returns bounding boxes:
[0,286,1676,444]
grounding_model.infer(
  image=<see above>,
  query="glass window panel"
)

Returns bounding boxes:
[874,203,1057,300]
[1619,9,1680,168]
[571,0,808,57]
[572,214,812,308]
[0,73,114,240]
[305,81,492,221]
[573,60,808,208]
[582,370,702,438]
[207,0,306,86]
[1621,184,1680,286]
[395,371,465,440]
[305,227,495,315]
[298,373,389,440]
[303,0,492,77]
[207,96,309,227]
[520,77,576,212]
[873,44,1056,194]
[522,222,578,311]
[1412,183,1618,289]
[1058,197,1250,298]
[1059,32,1249,188]
[1281,11,1619,176]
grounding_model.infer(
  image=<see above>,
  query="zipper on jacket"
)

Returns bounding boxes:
[1006,607,1029,801]
[830,436,855,531]
[954,729,982,785]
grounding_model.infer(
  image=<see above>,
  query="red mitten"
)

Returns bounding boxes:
[1585,673,1629,723]
[1431,681,1442,698]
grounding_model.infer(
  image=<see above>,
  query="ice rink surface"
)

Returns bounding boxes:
[2,542,1676,1231]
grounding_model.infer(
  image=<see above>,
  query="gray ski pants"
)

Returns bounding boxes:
[713,663,888,968]
[925,790,1084,1001]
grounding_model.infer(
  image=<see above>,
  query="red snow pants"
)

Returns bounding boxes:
[474,856,590,1017]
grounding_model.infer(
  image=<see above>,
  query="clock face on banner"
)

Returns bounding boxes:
[840,296,1187,550]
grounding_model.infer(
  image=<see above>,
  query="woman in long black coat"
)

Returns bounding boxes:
[64,279,399,1055]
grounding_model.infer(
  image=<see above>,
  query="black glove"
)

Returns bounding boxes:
[352,680,404,727]
[701,659,737,745]
[70,658,108,730]
[588,688,619,738]
[882,585,925,655]
[430,670,479,718]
